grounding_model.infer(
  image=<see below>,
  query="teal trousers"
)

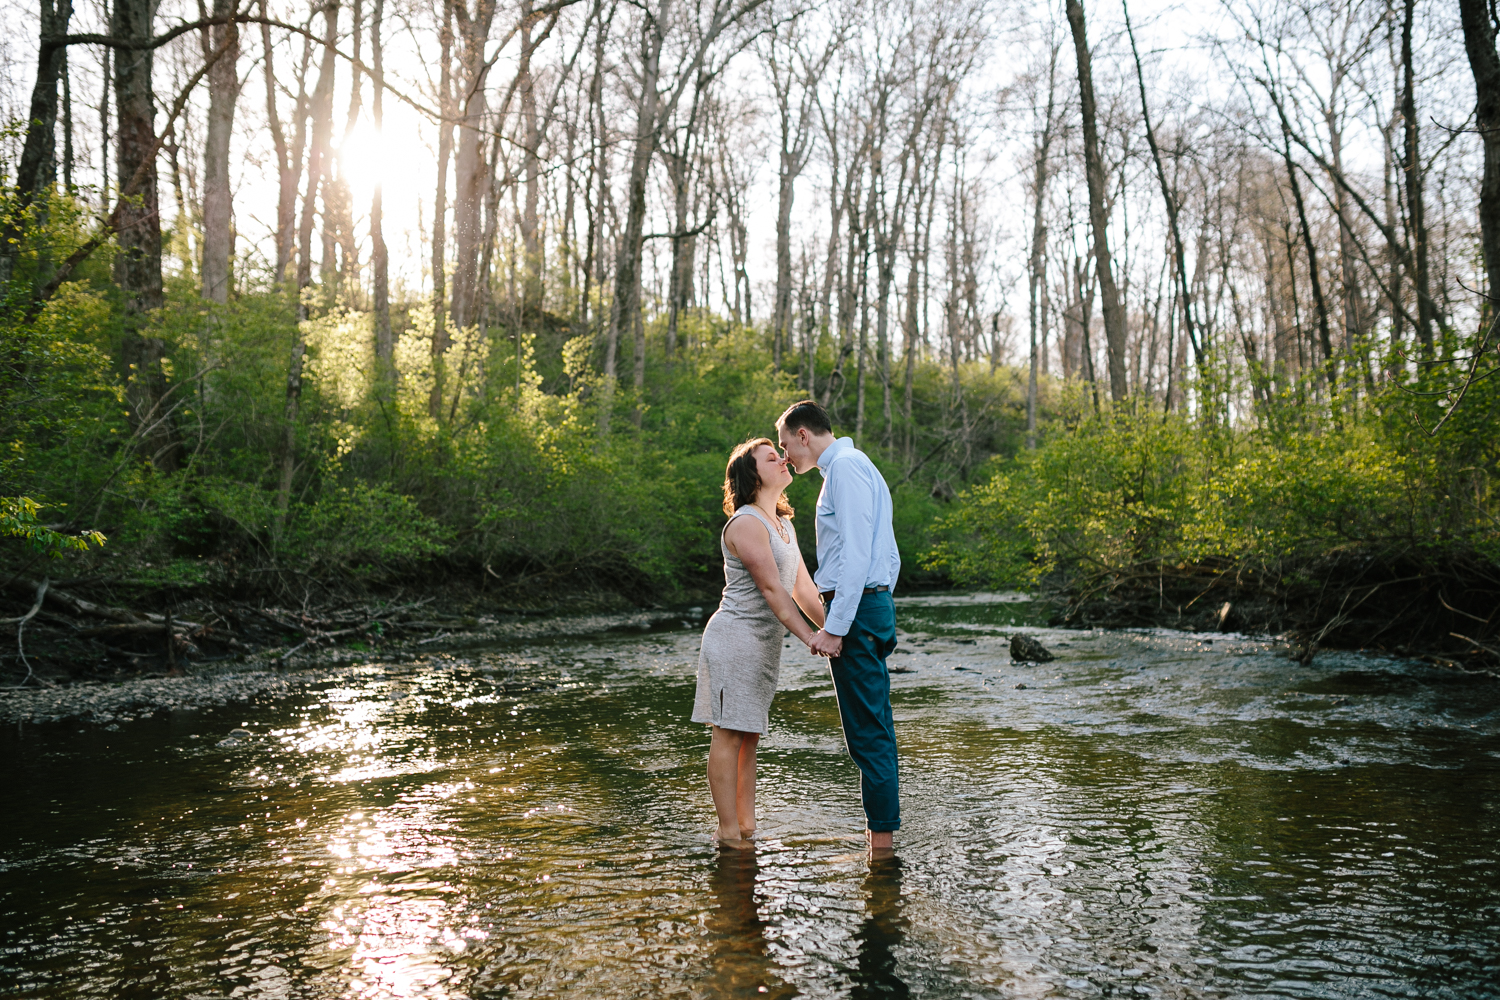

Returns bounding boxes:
[829,590,900,832]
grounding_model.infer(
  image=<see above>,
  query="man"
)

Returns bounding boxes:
[776,400,902,854]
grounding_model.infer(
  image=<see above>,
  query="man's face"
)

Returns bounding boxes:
[777,424,814,474]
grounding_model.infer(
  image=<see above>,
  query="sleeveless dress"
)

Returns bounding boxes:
[691,505,802,735]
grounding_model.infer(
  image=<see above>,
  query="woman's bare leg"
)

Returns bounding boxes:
[708,726,752,847]
[736,732,760,839]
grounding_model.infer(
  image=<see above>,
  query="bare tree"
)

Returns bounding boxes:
[1025,34,1061,447]
[1460,0,1500,306]
[1065,0,1129,401]
[295,0,338,314]
[430,0,454,416]
[260,0,306,286]
[371,0,393,379]
[763,2,840,369]
[605,0,770,422]
[200,0,241,303]
[0,0,74,293]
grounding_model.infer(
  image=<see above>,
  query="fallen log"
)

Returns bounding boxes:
[4,576,145,625]
[80,622,173,638]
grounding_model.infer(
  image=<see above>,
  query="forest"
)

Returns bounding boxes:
[1,0,1498,679]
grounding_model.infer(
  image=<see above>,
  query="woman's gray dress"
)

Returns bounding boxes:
[691,505,801,735]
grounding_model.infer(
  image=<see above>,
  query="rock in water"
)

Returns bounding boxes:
[1010,634,1055,663]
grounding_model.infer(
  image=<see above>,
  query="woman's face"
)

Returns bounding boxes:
[752,444,792,494]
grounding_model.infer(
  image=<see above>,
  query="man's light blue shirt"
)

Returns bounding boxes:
[813,437,900,637]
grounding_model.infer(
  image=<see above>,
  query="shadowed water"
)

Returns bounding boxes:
[3,593,1498,998]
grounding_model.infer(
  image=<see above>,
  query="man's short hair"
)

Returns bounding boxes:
[777,399,833,436]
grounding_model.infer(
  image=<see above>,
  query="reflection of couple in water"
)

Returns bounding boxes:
[691,400,902,856]
[707,849,909,999]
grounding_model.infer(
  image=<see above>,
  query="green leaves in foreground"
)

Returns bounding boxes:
[0,496,105,556]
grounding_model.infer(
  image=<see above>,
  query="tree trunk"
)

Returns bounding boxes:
[875,174,896,450]
[430,0,454,417]
[272,338,306,538]
[331,0,363,293]
[855,144,876,444]
[608,16,662,400]
[61,45,74,192]
[111,0,178,471]
[200,0,240,303]
[1026,47,1057,449]
[770,46,816,370]
[518,0,545,315]
[451,0,499,330]
[902,161,925,463]
[665,152,689,355]
[1123,0,1201,375]
[582,4,610,335]
[1282,132,1337,390]
[0,0,72,292]
[773,147,797,368]
[99,43,111,205]
[122,331,180,473]
[1065,0,1128,402]
[597,9,617,383]
[1399,0,1432,353]
[1329,116,1367,388]
[112,0,163,316]
[371,0,393,380]
[1461,0,1500,309]
[261,0,302,286]
[296,0,339,317]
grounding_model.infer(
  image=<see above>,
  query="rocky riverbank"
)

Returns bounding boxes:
[0,605,704,725]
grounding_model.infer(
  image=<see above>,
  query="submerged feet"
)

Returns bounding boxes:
[715,825,755,850]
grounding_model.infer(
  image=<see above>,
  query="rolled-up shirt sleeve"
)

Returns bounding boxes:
[822,460,875,637]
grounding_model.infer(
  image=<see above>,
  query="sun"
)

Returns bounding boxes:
[335,106,434,219]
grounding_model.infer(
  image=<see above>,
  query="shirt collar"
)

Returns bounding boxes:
[816,436,853,471]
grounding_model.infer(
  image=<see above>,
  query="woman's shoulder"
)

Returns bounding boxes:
[723,507,761,532]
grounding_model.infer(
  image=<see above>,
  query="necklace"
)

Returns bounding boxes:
[756,502,789,543]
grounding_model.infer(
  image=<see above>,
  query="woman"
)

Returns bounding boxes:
[692,438,826,848]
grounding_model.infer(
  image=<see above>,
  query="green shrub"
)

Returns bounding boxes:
[927,404,1498,588]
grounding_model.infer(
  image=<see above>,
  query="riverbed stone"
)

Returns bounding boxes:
[1010,633,1055,663]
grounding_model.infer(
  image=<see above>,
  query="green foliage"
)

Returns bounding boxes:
[0,191,1073,600]
[0,496,104,556]
[286,483,451,570]
[928,392,1500,588]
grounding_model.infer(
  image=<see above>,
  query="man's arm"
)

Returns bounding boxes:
[821,460,875,638]
[792,557,826,629]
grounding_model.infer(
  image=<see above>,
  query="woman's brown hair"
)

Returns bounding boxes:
[722,438,794,519]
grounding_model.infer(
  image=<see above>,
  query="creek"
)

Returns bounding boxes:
[3,593,1498,999]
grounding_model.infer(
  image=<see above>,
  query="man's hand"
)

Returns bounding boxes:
[809,629,844,658]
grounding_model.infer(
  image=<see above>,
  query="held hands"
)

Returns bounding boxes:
[808,629,844,658]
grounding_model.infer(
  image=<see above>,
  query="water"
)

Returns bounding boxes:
[3,593,1499,999]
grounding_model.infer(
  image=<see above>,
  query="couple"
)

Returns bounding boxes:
[691,400,902,856]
